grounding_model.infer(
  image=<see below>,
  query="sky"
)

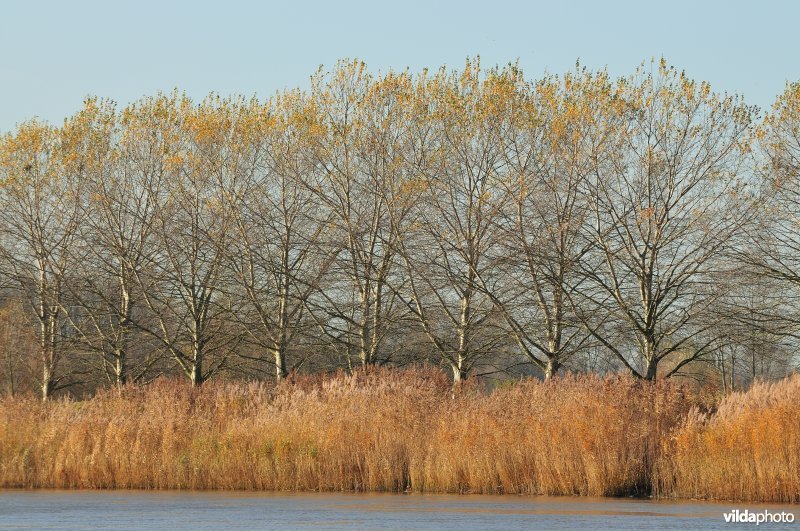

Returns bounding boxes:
[1,0,798,133]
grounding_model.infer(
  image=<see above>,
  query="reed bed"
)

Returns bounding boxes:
[657,375,800,503]
[2,368,798,501]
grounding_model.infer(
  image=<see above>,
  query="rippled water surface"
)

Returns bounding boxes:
[0,490,797,529]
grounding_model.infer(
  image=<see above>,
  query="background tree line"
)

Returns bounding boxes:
[1,58,798,400]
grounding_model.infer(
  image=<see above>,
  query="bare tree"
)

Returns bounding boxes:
[303,62,413,370]
[734,82,800,374]
[0,100,111,399]
[397,61,512,382]
[64,96,174,389]
[579,61,756,379]
[743,83,800,307]
[133,94,242,386]
[226,92,336,379]
[489,69,609,379]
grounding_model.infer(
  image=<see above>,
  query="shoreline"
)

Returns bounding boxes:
[2,487,798,505]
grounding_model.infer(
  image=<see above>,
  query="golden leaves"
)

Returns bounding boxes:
[0,121,54,187]
[0,58,765,218]
[637,206,657,223]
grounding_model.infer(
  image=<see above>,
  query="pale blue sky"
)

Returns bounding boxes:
[1,0,797,133]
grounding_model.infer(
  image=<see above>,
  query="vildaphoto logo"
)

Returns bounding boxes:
[723,509,795,525]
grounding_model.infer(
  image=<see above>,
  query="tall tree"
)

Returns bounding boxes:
[226,92,334,379]
[489,69,610,379]
[735,82,800,369]
[0,100,112,399]
[66,96,174,389]
[580,60,756,379]
[745,83,800,295]
[398,60,512,382]
[304,62,413,369]
[136,94,242,386]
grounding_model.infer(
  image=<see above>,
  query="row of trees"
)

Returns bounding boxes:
[1,59,798,400]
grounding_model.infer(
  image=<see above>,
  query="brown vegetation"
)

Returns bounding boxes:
[0,367,692,496]
[4,367,799,501]
[657,374,800,503]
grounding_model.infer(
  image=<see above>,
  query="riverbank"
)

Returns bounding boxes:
[0,368,797,503]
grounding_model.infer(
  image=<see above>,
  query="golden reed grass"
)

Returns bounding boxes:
[657,375,800,503]
[0,367,797,501]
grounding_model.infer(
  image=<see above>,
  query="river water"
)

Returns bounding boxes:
[0,490,796,529]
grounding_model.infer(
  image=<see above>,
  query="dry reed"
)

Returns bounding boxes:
[5,367,792,501]
[656,374,800,502]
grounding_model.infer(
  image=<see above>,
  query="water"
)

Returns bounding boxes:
[0,490,796,530]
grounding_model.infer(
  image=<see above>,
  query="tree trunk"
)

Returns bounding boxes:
[720,355,728,394]
[39,309,57,401]
[273,346,287,380]
[451,361,467,384]
[190,333,204,387]
[189,312,204,386]
[114,347,127,389]
[190,362,204,387]
[358,285,377,367]
[115,274,131,389]
[544,358,560,380]
[454,288,471,384]
[644,356,658,380]
[41,363,53,401]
